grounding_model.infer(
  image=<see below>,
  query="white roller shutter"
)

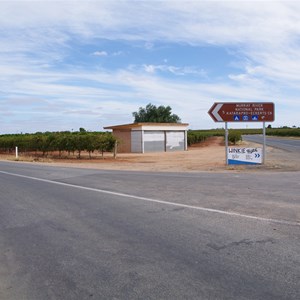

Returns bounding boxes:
[144,131,165,152]
[166,131,185,151]
[131,131,142,153]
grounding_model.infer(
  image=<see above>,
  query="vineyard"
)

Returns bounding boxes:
[187,127,300,146]
[0,131,117,159]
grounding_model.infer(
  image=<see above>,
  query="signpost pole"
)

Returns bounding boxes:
[263,122,266,164]
[225,122,228,165]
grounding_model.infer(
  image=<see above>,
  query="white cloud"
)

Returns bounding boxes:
[0,61,298,132]
[93,51,108,57]
[143,64,206,76]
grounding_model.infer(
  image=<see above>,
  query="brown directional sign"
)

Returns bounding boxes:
[208,102,275,122]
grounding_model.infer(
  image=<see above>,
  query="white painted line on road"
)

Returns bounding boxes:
[1,170,299,227]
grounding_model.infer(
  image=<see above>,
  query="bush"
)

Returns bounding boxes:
[228,131,242,145]
[187,131,209,146]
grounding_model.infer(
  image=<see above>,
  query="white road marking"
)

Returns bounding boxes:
[1,170,299,227]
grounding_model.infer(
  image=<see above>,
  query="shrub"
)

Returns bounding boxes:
[187,131,211,146]
[228,131,242,145]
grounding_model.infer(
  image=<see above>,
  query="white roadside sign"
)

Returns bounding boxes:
[228,147,262,165]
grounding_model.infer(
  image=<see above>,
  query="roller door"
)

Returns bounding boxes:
[131,131,142,153]
[144,131,165,152]
[166,131,185,151]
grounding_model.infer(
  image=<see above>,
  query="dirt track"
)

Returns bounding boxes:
[1,137,299,172]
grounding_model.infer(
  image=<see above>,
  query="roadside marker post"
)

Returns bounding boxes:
[208,102,275,165]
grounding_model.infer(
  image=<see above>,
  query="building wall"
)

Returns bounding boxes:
[113,130,131,153]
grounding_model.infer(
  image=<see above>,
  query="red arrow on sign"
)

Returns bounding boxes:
[208,102,275,122]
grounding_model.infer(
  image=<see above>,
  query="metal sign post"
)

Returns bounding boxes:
[225,122,228,165]
[263,122,266,164]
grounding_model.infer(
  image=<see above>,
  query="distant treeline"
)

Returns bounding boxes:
[0,131,116,158]
[187,127,300,146]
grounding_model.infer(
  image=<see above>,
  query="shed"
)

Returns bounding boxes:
[104,123,189,153]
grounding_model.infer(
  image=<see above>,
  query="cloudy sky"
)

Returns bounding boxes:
[1,0,300,134]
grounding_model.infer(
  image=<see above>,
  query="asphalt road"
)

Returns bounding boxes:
[0,161,299,299]
[243,135,300,152]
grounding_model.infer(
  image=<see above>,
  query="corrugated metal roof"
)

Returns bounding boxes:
[104,122,189,130]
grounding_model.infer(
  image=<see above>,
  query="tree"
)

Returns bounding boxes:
[132,103,181,123]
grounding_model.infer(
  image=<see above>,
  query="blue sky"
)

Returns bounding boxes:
[1,0,300,134]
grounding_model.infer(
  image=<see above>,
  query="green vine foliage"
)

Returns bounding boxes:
[0,131,117,158]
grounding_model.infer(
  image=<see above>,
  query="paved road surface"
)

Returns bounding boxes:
[243,135,300,152]
[0,161,299,299]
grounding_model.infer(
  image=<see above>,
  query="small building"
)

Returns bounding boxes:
[104,122,189,153]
